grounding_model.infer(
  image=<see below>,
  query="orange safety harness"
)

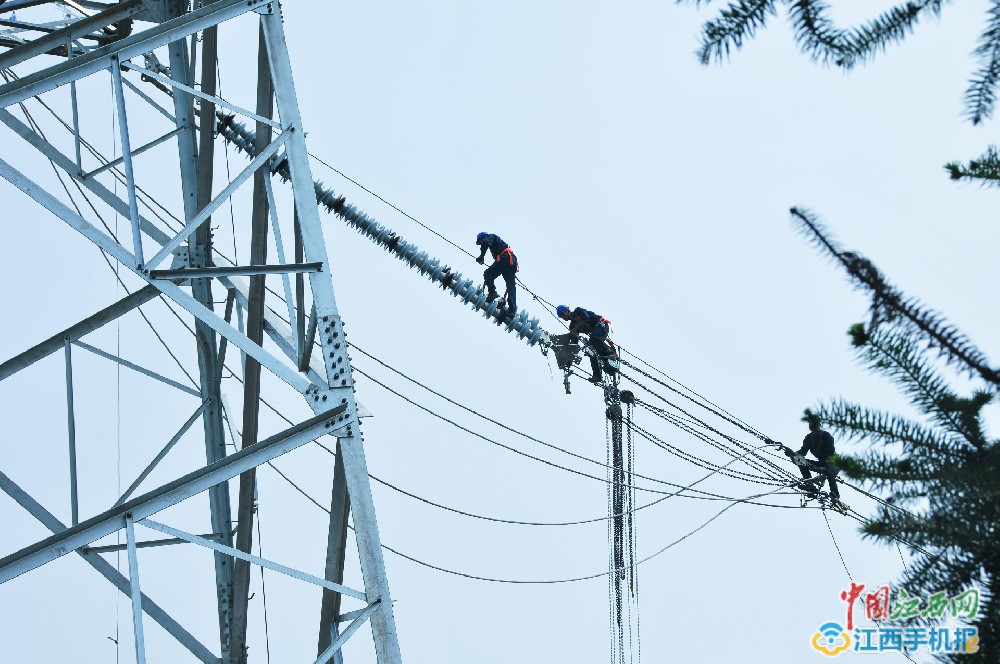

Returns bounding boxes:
[496,246,519,271]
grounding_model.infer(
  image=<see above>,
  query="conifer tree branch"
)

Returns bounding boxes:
[695,0,778,65]
[855,325,986,448]
[788,0,855,66]
[945,145,1000,186]
[790,207,1000,387]
[815,398,965,457]
[965,2,1000,125]
[843,0,949,67]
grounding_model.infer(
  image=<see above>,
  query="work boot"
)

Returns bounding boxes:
[486,290,499,303]
[590,371,603,384]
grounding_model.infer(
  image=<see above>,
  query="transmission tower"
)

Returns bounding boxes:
[0,1,402,662]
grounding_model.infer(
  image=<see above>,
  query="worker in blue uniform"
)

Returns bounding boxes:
[475,232,518,314]
[557,305,616,383]
[783,414,841,500]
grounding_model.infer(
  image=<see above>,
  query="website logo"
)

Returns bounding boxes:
[811,622,852,656]
[809,583,981,656]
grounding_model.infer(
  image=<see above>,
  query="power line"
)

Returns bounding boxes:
[349,343,783,500]
[351,361,787,502]
[269,451,801,584]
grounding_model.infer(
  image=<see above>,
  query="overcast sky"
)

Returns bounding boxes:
[1,1,997,663]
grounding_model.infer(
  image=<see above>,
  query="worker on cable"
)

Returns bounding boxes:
[556,305,616,383]
[782,413,842,503]
[475,232,518,314]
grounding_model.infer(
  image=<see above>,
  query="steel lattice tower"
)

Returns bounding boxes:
[0,1,402,662]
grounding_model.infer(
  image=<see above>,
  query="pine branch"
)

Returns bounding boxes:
[696,0,778,65]
[862,326,994,450]
[816,398,966,457]
[836,451,939,485]
[965,2,1000,124]
[788,0,854,66]
[945,145,1000,186]
[791,207,1000,387]
[842,0,949,67]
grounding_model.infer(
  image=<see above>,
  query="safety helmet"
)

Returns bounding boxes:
[556,305,570,318]
[476,232,488,244]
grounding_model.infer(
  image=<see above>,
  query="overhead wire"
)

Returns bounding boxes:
[350,360,812,504]
[33,114,842,525]
[821,509,918,663]
[271,448,800,584]
[307,157,568,326]
[22,85,928,524]
[622,373,790,480]
[264,150,801,495]
[5,74,200,388]
[349,342,795,501]
[299,162,970,590]
[7,69,957,604]
[1,58,963,664]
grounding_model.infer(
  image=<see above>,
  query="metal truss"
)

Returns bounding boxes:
[0,1,402,662]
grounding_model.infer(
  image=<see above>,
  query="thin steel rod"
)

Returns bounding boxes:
[85,533,224,554]
[0,0,144,70]
[317,446,349,658]
[0,470,217,663]
[0,404,349,584]
[0,0,266,108]
[233,39,274,658]
[81,126,185,179]
[299,304,317,372]
[337,607,373,624]
[167,30,234,661]
[68,36,82,172]
[0,156,313,393]
[115,403,208,506]
[121,60,282,129]
[2,0,112,10]
[110,53,144,266]
[121,76,175,123]
[227,285,328,389]
[215,288,236,393]
[125,514,148,664]
[0,108,172,246]
[150,261,322,280]
[155,278,312,393]
[294,209,305,366]
[0,284,159,381]
[73,339,201,397]
[140,518,368,600]
[264,173,298,358]
[64,339,79,525]
[143,127,292,270]
[314,600,381,664]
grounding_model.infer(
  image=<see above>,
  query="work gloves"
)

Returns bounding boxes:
[475,255,485,265]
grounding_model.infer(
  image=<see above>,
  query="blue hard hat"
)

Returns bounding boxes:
[476,232,488,243]
[556,305,570,317]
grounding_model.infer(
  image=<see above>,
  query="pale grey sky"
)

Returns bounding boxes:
[0,1,997,662]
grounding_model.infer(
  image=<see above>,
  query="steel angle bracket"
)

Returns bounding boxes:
[313,310,352,390]
[217,275,371,418]
[304,385,360,436]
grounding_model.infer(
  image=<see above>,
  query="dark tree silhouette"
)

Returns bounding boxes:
[682,0,1000,124]
[792,209,998,662]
